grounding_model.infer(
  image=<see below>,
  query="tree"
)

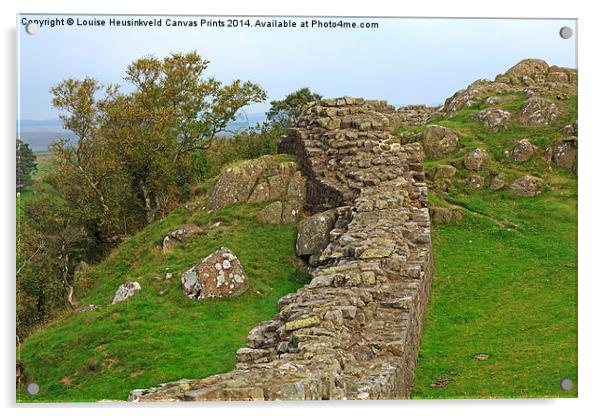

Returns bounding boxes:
[266,87,322,129]
[104,52,267,224]
[16,139,36,189]
[17,51,268,336]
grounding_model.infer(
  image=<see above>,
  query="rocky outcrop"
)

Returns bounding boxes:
[467,175,485,191]
[547,137,578,173]
[508,175,544,197]
[463,148,489,171]
[474,109,511,132]
[441,59,576,116]
[433,164,457,178]
[131,98,433,401]
[421,125,459,157]
[112,282,141,305]
[181,247,248,300]
[510,139,536,162]
[518,97,559,126]
[206,156,306,215]
[429,207,462,224]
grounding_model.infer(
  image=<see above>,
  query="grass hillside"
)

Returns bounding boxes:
[410,92,578,398]
[16,79,577,401]
[17,194,309,402]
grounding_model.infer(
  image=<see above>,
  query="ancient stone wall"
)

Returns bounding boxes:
[130,97,434,401]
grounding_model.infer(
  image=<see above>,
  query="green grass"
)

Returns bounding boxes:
[17,201,309,402]
[16,91,578,402]
[412,94,577,398]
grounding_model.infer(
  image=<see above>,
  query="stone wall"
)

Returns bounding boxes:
[129,97,434,401]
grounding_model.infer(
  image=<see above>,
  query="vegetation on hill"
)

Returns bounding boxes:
[17,191,309,402]
[16,52,324,339]
[409,90,577,398]
[16,56,577,401]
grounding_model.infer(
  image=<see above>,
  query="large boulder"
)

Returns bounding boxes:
[434,164,457,178]
[463,148,489,171]
[547,138,578,171]
[181,247,248,300]
[296,210,336,257]
[206,158,270,211]
[467,175,485,191]
[474,109,511,132]
[511,139,536,162]
[429,207,462,224]
[508,175,544,197]
[421,125,459,157]
[495,59,549,85]
[257,201,284,224]
[112,281,141,305]
[518,97,559,126]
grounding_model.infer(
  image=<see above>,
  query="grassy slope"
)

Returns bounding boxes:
[411,94,578,398]
[17,200,308,402]
[17,94,577,401]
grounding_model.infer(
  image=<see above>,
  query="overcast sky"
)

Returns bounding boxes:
[17,15,577,120]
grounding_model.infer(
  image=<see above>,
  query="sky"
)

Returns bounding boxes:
[17,15,577,120]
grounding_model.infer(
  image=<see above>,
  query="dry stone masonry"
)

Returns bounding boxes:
[130,97,434,401]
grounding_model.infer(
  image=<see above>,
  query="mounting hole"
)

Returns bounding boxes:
[26,383,39,395]
[560,378,573,391]
[25,22,39,35]
[559,26,573,39]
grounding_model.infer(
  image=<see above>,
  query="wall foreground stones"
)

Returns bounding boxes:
[129,98,434,401]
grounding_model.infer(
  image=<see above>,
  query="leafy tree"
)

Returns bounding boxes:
[266,87,322,128]
[17,192,92,337]
[17,51,268,336]
[16,139,36,189]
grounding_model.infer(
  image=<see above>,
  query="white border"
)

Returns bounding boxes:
[2,1,600,415]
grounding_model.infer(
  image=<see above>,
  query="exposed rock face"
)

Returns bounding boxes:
[508,175,544,197]
[257,201,285,224]
[112,281,141,305]
[463,148,489,171]
[474,109,511,132]
[206,156,306,214]
[518,97,559,126]
[421,125,459,157]
[442,59,576,116]
[495,58,550,85]
[442,79,513,115]
[181,247,248,300]
[132,98,433,401]
[162,224,203,251]
[429,207,462,224]
[434,164,457,178]
[547,138,578,172]
[511,139,536,162]
[467,175,485,191]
